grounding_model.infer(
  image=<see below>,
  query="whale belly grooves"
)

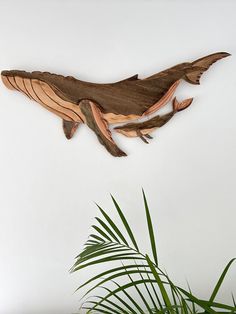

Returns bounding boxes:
[1,73,85,122]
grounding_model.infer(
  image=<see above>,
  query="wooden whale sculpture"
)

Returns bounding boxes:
[1,52,230,157]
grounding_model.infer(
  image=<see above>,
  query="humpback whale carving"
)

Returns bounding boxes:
[1,52,230,157]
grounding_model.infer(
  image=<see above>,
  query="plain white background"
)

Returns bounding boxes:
[0,1,235,313]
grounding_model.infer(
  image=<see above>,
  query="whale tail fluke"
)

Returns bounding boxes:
[184,52,230,85]
[173,97,193,112]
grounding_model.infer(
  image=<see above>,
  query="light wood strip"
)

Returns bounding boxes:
[23,78,34,99]
[8,76,20,91]
[30,79,74,121]
[103,112,140,124]
[116,127,156,138]
[1,75,16,90]
[40,81,84,122]
[24,78,41,102]
[15,77,31,99]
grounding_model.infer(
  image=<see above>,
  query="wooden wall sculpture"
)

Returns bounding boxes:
[1,52,230,157]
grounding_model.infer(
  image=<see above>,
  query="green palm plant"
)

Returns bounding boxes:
[71,191,236,313]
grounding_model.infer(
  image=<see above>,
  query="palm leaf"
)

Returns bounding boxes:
[73,245,137,268]
[72,254,144,272]
[136,264,159,312]
[142,190,158,266]
[146,254,174,313]
[91,279,160,312]
[122,263,154,314]
[89,234,105,242]
[92,225,112,241]
[199,300,236,311]
[187,282,196,314]
[82,305,112,314]
[97,204,130,246]
[177,287,216,313]
[102,283,144,314]
[111,195,139,251]
[78,268,157,300]
[95,217,121,243]
[232,294,236,308]
[78,243,117,258]
[84,300,122,314]
[74,264,150,292]
[146,266,164,310]
[170,286,180,314]
[209,258,236,304]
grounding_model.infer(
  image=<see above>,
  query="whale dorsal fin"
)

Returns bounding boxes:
[117,74,139,83]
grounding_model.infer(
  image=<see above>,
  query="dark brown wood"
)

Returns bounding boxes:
[63,120,80,139]
[1,52,230,156]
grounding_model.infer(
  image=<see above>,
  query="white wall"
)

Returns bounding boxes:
[0,1,235,313]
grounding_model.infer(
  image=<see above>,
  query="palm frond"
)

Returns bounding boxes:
[72,192,236,314]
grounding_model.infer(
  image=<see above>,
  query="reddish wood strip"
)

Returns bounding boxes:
[143,80,180,116]
[90,101,113,143]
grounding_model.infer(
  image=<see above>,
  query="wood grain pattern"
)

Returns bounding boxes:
[1,52,230,156]
[143,80,180,116]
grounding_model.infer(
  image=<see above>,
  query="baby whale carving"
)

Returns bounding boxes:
[1,52,230,157]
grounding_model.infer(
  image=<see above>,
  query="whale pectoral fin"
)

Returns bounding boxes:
[63,120,80,139]
[79,100,127,157]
